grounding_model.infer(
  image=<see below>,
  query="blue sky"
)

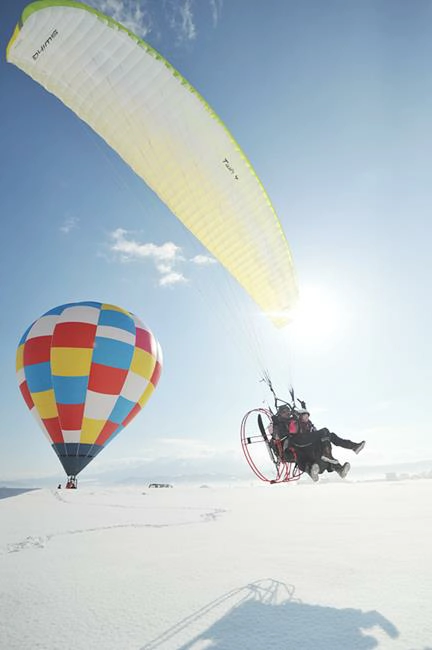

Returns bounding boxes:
[1,0,432,483]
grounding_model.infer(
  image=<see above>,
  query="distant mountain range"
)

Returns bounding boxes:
[2,457,432,491]
[0,487,38,500]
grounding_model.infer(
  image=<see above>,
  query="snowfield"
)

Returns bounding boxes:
[1,478,431,650]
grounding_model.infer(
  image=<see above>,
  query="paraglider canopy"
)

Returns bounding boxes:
[7,0,298,327]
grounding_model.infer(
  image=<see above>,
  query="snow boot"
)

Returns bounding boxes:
[353,441,366,455]
[321,442,339,465]
[308,463,320,482]
[335,462,350,479]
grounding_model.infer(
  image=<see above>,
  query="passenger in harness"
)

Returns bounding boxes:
[271,404,365,482]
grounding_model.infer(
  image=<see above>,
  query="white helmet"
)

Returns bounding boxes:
[296,408,310,416]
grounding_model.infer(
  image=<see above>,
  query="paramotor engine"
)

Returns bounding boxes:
[240,408,303,484]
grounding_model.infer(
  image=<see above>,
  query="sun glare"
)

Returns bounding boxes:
[288,285,349,349]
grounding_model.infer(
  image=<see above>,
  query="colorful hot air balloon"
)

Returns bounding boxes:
[7,1,298,327]
[16,301,162,478]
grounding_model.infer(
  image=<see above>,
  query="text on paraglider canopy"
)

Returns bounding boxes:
[32,30,58,60]
[222,158,239,180]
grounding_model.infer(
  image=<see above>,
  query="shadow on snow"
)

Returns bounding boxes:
[141,578,398,650]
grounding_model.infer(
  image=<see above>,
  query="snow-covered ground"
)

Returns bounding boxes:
[1,478,431,650]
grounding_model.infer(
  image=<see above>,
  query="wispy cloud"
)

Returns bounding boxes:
[88,0,221,44]
[209,0,223,27]
[110,228,180,262]
[60,216,79,234]
[89,0,153,38]
[164,0,196,43]
[159,272,188,287]
[191,254,217,266]
[108,228,187,285]
[107,229,217,285]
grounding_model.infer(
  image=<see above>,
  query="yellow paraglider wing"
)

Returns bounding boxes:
[7,0,298,327]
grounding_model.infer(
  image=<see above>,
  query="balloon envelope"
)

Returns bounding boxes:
[16,302,162,476]
[7,1,298,327]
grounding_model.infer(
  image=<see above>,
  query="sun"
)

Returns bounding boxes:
[288,285,349,349]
